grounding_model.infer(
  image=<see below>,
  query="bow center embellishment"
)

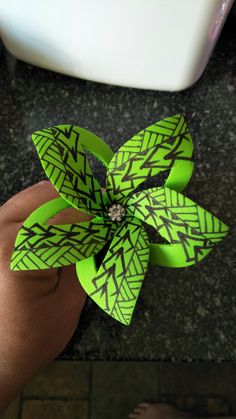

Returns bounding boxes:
[108,203,126,222]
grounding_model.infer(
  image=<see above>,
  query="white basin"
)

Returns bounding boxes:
[0,0,233,90]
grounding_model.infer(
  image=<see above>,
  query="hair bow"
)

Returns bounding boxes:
[11,115,229,325]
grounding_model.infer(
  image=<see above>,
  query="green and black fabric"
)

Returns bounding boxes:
[11,115,229,325]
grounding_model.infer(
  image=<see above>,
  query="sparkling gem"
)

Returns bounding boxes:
[108,203,126,222]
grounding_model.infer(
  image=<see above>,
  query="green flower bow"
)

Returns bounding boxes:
[11,115,229,325]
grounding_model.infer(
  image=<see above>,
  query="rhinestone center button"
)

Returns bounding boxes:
[108,203,126,222]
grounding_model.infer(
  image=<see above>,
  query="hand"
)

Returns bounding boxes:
[0,181,88,412]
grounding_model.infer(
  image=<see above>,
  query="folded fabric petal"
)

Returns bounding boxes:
[32,125,113,216]
[10,116,229,325]
[77,216,150,325]
[106,114,194,203]
[11,196,115,270]
[127,187,229,266]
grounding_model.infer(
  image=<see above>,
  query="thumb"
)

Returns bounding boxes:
[0,181,59,224]
[0,181,92,225]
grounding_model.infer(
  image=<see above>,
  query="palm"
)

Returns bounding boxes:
[0,182,86,391]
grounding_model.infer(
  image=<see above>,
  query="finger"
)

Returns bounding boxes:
[48,207,92,225]
[57,265,87,313]
[0,181,59,223]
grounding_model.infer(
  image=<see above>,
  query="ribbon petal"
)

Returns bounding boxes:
[127,187,229,267]
[32,125,113,216]
[77,216,149,325]
[11,197,114,270]
[106,114,194,203]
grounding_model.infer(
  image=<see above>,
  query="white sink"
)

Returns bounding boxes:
[0,0,233,90]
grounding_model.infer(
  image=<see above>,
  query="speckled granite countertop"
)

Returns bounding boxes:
[0,18,235,361]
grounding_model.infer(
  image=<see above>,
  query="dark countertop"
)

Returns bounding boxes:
[0,17,236,361]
